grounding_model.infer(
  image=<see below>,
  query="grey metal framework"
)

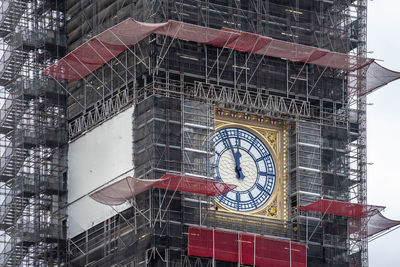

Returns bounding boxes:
[0,0,68,266]
[1,0,370,266]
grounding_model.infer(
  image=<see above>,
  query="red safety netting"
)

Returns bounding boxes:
[89,174,235,206]
[89,176,164,205]
[155,173,236,196]
[188,226,307,267]
[366,212,400,237]
[299,199,400,239]
[43,19,168,81]
[155,20,241,47]
[349,212,400,240]
[298,199,385,218]
[43,18,374,82]
[362,61,400,96]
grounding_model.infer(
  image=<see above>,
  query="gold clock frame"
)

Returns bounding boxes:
[214,110,288,222]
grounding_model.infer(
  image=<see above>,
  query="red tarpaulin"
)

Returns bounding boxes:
[43,19,168,81]
[363,61,400,96]
[298,199,385,218]
[90,174,235,206]
[89,176,165,205]
[43,18,374,82]
[349,212,400,239]
[188,226,307,267]
[155,173,236,196]
[299,199,400,239]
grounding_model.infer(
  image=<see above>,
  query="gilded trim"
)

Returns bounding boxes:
[214,111,287,221]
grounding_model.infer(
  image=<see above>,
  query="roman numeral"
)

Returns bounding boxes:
[248,192,257,209]
[255,183,265,191]
[258,172,275,177]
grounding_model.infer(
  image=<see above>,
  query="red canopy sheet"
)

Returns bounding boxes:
[43,18,374,81]
[90,174,235,206]
[155,173,236,196]
[188,226,307,267]
[299,199,400,239]
[90,176,164,205]
[362,61,400,96]
[349,212,400,239]
[299,199,385,218]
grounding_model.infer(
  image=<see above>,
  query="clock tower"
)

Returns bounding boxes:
[31,0,400,266]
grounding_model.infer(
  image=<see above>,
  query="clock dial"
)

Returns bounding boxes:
[212,127,276,212]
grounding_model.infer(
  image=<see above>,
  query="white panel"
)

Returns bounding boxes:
[67,106,134,238]
[67,197,131,238]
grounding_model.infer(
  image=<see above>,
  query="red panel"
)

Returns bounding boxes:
[155,173,236,196]
[291,241,308,267]
[240,233,255,265]
[188,227,213,258]
[214,230,238,262]
[255,236,290,267]
[188,227,307,267]
[255,236,307,267]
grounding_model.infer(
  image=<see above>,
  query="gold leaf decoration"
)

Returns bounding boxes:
[267,200,278,217]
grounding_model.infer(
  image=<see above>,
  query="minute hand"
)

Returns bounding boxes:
[225,130,245,179]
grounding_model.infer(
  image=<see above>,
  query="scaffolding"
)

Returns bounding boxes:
[56,0,373,266]
[0,0,68,266]
[3,0,398,266]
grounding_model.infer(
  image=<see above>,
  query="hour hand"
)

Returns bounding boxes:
[224,130,245,180]
[233,149,245,180]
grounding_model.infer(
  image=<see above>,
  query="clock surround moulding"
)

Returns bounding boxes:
[213,110,288,222]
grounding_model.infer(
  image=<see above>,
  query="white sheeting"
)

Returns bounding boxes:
[67,106,134,238]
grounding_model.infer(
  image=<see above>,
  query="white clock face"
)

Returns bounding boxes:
[212,127,276,212]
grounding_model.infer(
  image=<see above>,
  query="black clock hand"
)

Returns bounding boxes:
[224,130,245,180]
[233,134,246,179]
[233,148,245,180]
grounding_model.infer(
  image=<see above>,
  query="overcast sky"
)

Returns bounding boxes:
[367,0,400,266]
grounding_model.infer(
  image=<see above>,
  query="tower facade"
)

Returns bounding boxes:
[0,1,68,266]
[2,0,390,267]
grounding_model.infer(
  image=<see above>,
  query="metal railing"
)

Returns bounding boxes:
[0,94,14,127]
